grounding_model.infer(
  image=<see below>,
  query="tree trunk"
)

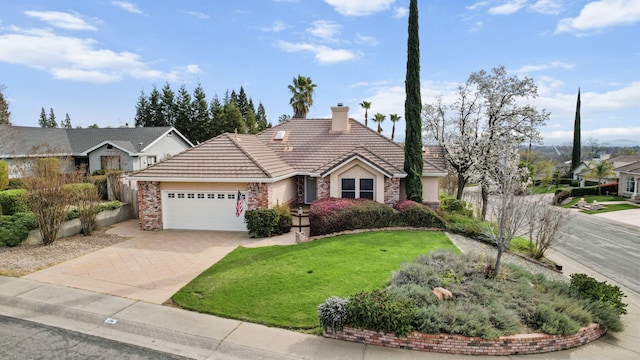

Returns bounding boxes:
[481,183,489,221]
[493,245,504,277]
[456,173,466,200]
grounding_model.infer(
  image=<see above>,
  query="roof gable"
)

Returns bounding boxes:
[315,145,404,178]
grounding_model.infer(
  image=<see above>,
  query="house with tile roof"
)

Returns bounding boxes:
[0,125,193,178]
[129,105,447,232]
[617,160,640,200]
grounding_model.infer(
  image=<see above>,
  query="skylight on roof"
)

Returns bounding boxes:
[274,130,286,140]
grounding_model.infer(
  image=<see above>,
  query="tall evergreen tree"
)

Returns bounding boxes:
[38,107,48,128]
[256,102,270,131]
[224,101,246,134]
[403,0,423,202]
[161,82,176,126]
[191,84,212,144]
[210,95,226,137]
[147,86,165,127]
[134,90,151,127]
[48,108,57,128]
[0,85,11,125]
[174,84,193,140]
[571,88,581,176]
[245,101,258,134]
[62,113,72,129]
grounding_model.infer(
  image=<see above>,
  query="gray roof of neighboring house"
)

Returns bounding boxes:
[129,117,447,181]
[578,155,640,177]
[130,133,297,181]
[0,125,186,157]
[615,160,640,174]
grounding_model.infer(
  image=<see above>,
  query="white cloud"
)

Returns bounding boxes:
[112,1,143,14]
[275,41,358,64]
[24,11,97,31]
[556,0,640,34]
[307,20,341,41]
[324,0,395,16]
[542,127,640,144]
[511,61,574,74]
[354,33,378,46]
[529,0,562,15]
[489,0,528,15]
[0,27,194,83]
[185,11,209,19]
[185,64,201,73]
[468,21,484,32]
[466,1,491,11]
[261,20,288,32]
[392,7,408,19]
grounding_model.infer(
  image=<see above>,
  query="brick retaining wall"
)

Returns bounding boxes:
[324,323,605,356]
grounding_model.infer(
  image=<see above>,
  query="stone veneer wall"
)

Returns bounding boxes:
[317,177,330,199]
[139,181,162,230]
[384,178,400,204]
[247,182,273,210]
[324,323,606,356]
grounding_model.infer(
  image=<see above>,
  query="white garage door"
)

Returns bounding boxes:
[162,191,246,231]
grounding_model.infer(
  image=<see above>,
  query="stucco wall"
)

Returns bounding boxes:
[144,130,191,163]
[88,146,133,173]
[328,160,385,202]
[272,177,297,205]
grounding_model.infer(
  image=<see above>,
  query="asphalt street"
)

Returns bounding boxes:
[555,212,640,294]
[0,315,189,360]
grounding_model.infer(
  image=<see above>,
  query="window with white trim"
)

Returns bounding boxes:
[626,177,635,193]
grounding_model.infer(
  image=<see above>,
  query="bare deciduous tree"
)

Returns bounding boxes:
[526,203,571,260]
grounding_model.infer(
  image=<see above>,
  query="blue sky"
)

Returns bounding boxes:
[1,0,639,146]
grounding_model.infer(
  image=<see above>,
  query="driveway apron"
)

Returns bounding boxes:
[23,219,297,304]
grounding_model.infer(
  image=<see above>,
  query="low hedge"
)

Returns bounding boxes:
[0,212,38,247]
[245,205,292,238]
[0,189,29,215]
[309,198,444,236]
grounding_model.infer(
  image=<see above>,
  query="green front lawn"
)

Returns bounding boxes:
[172,230,457,329]
[563,195,626,208]
[580,203,640,214]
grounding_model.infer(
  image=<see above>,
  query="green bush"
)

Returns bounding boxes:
[569,273,627,317]
[309,198,396,236]
[0,160,8,190]
[274,203,292,234]
[532,304,580,335]
[390,262,441,288]
[387,284,440,308]
[570,187,599,197]
[445,214,488,241]
[96,200,122,212]
[0,189,29,215]
[392,201,446,228]
[92,169,106,176]
[245,208,279,238]
[7,178,23,189]
[346,289,415,337]
[0,212,37,247]
[440,196,473,217]
[318,296,349,333]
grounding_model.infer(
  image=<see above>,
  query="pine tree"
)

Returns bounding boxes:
[147,86,165,127]
[161,82,176,126]
[191,84,212,143]
[62,113,72,129]
[256,102,270,131]
[174,84,193,141]
[48,108,57,128]
[210,95,225,137]
[134,90,151,127]
[571,88,581,176]
[39,107,48,128]
[403,0,423,202]
[0,85,11,125]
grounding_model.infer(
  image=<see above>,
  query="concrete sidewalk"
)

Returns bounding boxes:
[1,256,638,359]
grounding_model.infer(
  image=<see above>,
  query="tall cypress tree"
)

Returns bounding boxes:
[403,0,423,202]
[571,88,581,176]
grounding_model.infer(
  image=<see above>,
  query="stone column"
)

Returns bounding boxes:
[139,181,162,230]
[384,178,400,204]
[317,177,330,199]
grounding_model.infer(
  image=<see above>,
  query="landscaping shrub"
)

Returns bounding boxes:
[274,203,292,234]
[309,198,395,236]
[439,196,473,217]
[318,296,349,333]
[8,178,23,190]
[0,189,29,215]
[245,208,279,238]
[569,273,627,317]
[96,200,122,212]
[89,175,108,200]
[391,262,441,288]
[346,289,416,337]
[445,214,488,241]
[532,304,580,335]
[0,160,8,190]
[0,212,37,247]
[569,186,598,197]
[387,283,440,308]
[392,200,445,228]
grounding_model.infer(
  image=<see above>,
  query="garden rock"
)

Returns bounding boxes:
[432,287,453,301]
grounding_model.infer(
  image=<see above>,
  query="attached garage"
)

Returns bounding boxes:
[162,191,246,231]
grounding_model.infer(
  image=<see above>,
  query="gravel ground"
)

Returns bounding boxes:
[445,232,569,283]
[0,228,130,277]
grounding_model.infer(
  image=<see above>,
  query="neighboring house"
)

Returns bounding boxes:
[576,154,640,187]
[129,105,447,232]
[0,125,193,178]
[617,161,640,200]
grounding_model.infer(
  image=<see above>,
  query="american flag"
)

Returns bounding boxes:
[235,190,244,217]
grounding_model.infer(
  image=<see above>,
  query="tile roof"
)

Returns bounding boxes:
[130,133,296,181]
[129,117,447,181]
[0,125,183,156]
[615,160,640,173]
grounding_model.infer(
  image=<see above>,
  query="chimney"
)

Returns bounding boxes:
[331,103,350,133]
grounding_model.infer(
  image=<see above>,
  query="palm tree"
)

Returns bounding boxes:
[288,75,316,119]
[373,113,386,134]
[586,160,615,195]
[360,101,371,127]
[389,113,402,141]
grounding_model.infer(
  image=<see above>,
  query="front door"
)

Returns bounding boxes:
[305,177,317,204]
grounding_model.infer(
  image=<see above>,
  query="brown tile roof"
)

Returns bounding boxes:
[130,133,295,181]
[616,160,640,174]
[130,117,447,181]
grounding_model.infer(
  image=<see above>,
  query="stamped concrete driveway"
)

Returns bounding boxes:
[24,219,297,304]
